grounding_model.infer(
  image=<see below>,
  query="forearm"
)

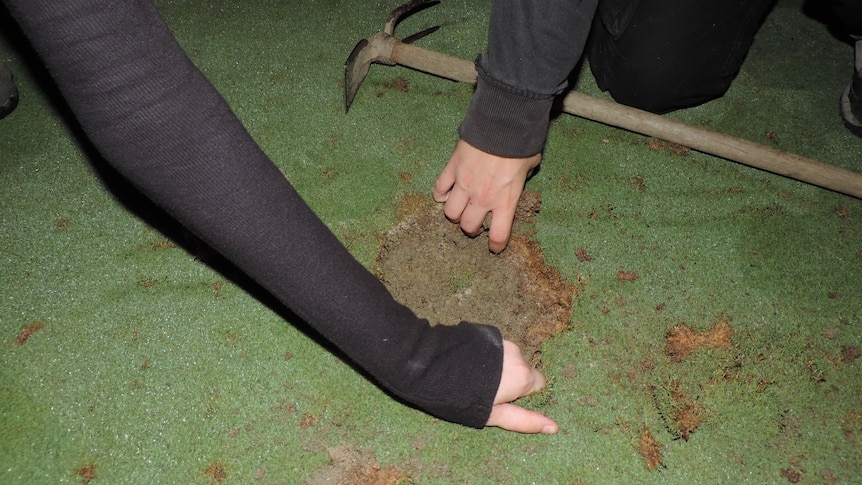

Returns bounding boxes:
[5,0,503,428]
[459,0,598,157]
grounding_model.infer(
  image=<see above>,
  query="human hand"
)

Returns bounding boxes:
[433,140,541,253]
[486,340,558,434]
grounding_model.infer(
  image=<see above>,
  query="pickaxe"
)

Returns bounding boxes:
[344,0,862,199]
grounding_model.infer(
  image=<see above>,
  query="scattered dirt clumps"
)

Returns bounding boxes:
[376,191,576,361]
[16,322,45,345]
[575,247,593,262]
[653,380,707,441]
[617,270,639,282]
[638,428,664,470]
[765,130,779,144]
[76,463,97,484]
[780,466,804,483]
[647,138,690,155]
[665,318,733,362]
[305,447,410,485]
[383,76,410,93]
[300,413,320,429]
[204,461,227,483]
[374,76,410,98]
[841,345,861,363]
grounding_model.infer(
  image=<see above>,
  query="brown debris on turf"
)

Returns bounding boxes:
[204,461,227,483]
[766,130,779,144]
[346,462,409,485]
[300,413,319,429]
[842,346,861,363]
[665,318,733,362]
[514,190,542,225]
[383,76,409,93]
[16,322,45,345]
[780,467,803,483]
[671,383,705,440]
[628,175,646,191]
[575,247,593,262]
[505,234,575,355]
[617,270,639,282]
[653,380,707,441]
[647,138,690,155]
[376,191,576,360]
[305,447,410,485]
[639,429,664,471]
[144,238,175,250]
[76,463,97,484]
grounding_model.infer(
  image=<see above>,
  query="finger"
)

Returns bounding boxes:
[487,207,516,254]
[525,367,547,395]
[433,167,456,202]
[494,341,547,403]
[458,202,490,237]
[494,366,546,403]
[442,187,470,223]
[486,403,559,434]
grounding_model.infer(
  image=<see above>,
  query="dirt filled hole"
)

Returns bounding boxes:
[375,191,576,361]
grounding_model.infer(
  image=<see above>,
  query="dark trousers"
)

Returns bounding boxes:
[587,0,776,113]
[588,0,862,114]
[828,0,862,37]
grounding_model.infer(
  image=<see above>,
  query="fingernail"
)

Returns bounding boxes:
[541,425,558,435]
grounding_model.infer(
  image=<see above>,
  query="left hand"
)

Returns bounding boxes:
[486,340,558,434]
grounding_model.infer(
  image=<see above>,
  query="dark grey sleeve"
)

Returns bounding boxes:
[458,0,598,157]
[4,0,503,428]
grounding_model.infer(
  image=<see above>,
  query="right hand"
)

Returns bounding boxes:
[433,140,540,253]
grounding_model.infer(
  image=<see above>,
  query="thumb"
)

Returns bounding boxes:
[486,403,559,434]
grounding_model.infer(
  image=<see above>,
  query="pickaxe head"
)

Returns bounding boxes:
[343,0,440,112]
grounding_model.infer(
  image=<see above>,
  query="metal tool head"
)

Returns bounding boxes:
[344,0,440,112]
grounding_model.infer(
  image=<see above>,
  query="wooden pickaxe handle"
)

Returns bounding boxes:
[386,37,862,199]
[391,40,478,84]
[559,92,862,198]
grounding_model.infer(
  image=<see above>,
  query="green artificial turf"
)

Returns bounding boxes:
[2,0,861,483]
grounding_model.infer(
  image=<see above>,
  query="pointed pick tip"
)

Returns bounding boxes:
[344,39,371,113]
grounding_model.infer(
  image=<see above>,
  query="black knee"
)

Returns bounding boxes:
[590,52,735,114]
[587,0,774,114]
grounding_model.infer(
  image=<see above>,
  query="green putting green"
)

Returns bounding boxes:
[1,0,860,483]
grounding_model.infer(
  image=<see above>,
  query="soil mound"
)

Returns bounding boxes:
[375,192,575,360]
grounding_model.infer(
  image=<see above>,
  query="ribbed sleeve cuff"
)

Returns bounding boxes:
[391,322,504,429]
[457,57,554,158]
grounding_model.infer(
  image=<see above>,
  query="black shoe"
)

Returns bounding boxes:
[0,63,19,120]
[840,39,862,137]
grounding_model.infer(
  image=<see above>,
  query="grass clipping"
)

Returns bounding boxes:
[375,191,575,361]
